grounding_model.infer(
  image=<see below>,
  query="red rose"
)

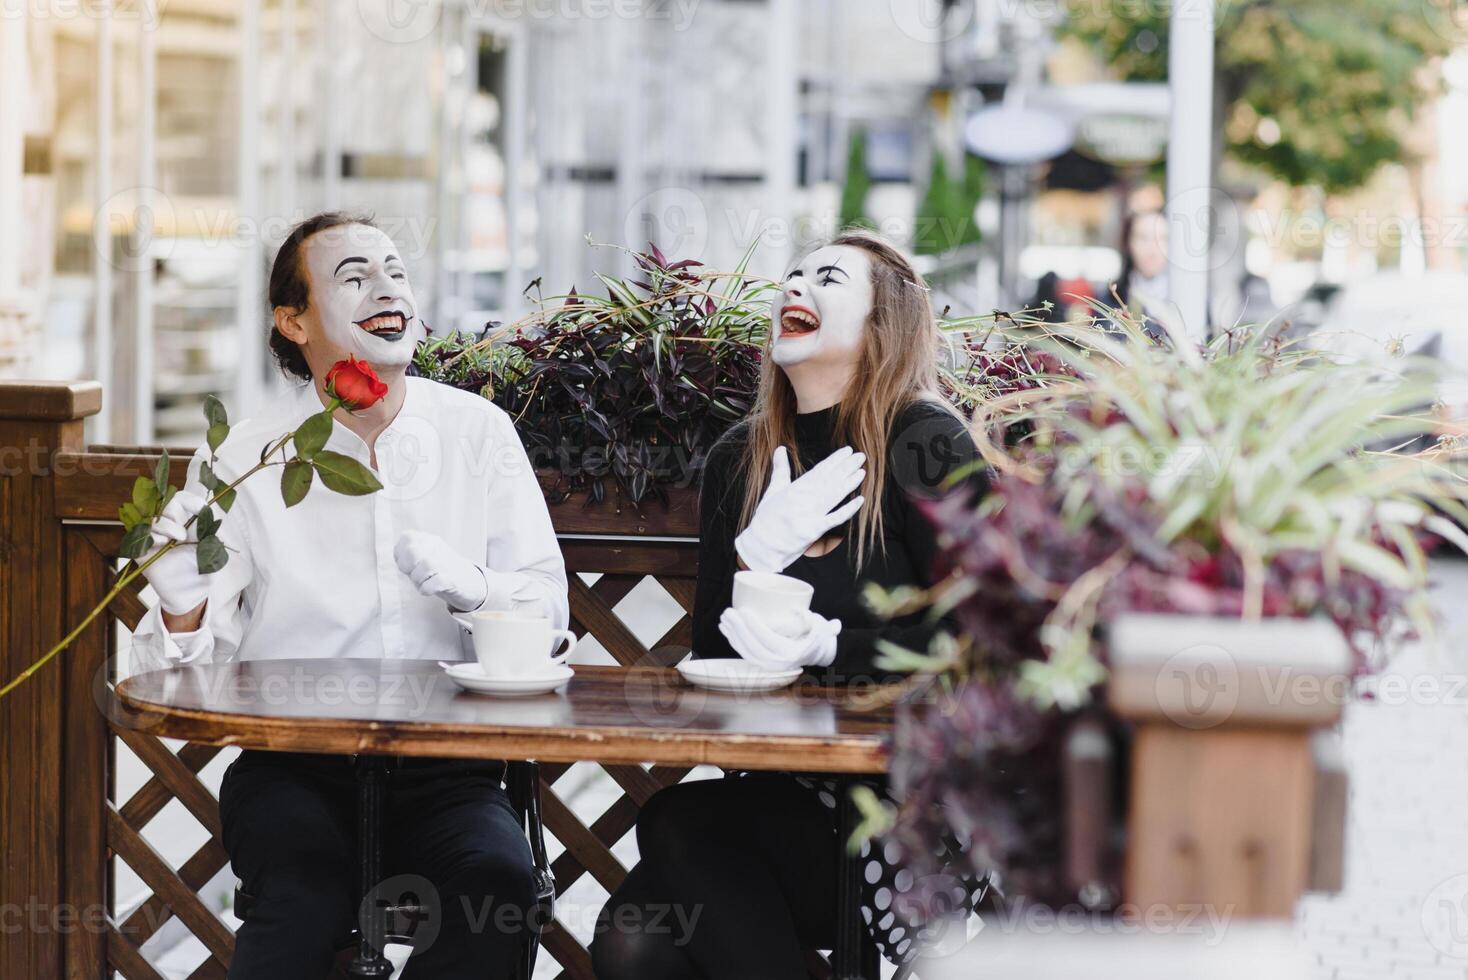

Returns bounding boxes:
[324,356,388,410]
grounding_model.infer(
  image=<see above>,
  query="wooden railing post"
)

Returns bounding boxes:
[1107,613,1350,920]
[0,381,102,979]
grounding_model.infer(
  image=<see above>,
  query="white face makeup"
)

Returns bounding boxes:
[769,244,874,371]
[299,223,424,370]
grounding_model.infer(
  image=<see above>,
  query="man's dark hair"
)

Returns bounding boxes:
[267,211,377,381]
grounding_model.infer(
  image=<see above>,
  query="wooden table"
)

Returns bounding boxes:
[115,660,894,979]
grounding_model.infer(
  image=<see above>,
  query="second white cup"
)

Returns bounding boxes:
[732,570,814,639]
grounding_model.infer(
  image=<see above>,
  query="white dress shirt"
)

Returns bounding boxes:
[129,377,570,674]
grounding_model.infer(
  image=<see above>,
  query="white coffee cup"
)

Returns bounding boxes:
[452,611,577,678]
[732,570,814,638]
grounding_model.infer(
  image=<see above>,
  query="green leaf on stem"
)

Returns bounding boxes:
[131,476,159,517]
[195,504,220,540]
[280,459,314,507]
[203,394,228,429]
[200,460,221,492]
[293,410,333,462]
[216,487,237,513]
[196,534,229,574]
[118,502,144,529]
[207,422,229,454]
[154,449,171,495]
[119,524,152,560]
[311,451,383,496]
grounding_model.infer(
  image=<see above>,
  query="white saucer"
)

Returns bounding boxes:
[442,661,574,697]
[675,658,802,693]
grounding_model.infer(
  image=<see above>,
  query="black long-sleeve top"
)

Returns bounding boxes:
[692,399,986,684]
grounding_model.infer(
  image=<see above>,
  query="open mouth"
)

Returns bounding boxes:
[778,305,821,339]
[353,310,411,342]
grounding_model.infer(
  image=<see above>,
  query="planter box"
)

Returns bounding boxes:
[1106,613,1351,729]
[535,468,700,537]
[1105,612,1352,917]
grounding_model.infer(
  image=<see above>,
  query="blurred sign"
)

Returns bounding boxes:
[1075,114,1169,166]
[964,104,1074,166]
[1028,83,1171,167]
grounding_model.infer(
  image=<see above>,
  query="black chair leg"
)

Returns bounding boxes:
[507,761,555,980]
[348,755,394,979]
[832,776,878,980]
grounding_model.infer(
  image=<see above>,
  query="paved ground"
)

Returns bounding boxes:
[1298,557,1468,979]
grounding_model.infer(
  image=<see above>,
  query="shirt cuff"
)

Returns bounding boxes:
[162,625,215,664]
[474,567,540,613]
[132,612,214,674]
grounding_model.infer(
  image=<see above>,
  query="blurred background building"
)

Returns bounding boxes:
[4,0,1466,434]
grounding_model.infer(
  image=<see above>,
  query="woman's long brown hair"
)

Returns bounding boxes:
[738,230,955,570]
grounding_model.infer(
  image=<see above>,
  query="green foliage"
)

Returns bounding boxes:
[130,476,159,519]
[280,459,314,507]
[199,461,235,513]
[309,450,384,496]
[913,150,986,256]
[961,314,1468,690]
[958,152,986,247]
[196,536,228,575]
[293,410,333,462]
[118,524,152,560]
[119,385,385,579]
[414,243,768,505]
[205,395,229,453]
[1061,0,1452,193]
[839,128,873,230]
[913,153,958,256]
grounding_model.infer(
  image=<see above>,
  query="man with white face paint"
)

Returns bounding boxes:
[130,213,567,978]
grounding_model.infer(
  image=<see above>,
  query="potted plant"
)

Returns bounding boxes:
[863,312,1468,922]
[413,244,769,523]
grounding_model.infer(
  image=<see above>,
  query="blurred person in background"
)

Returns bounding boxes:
[1111,209,1171,337]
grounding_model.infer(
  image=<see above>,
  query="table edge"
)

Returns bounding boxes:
[111,666,891,775]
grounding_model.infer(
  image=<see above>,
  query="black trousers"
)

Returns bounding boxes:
[593,774,839,980]
[219,750,535,980]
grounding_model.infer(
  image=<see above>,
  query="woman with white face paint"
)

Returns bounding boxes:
[129,212,570,978]
[593,232,990,978]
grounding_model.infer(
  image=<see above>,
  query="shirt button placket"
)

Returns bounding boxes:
[375,433,404,659]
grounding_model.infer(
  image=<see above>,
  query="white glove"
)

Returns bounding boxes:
[734,446,866,573]
[140,490,212,616]
[718,606,841,671]
[393,531,489,613]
